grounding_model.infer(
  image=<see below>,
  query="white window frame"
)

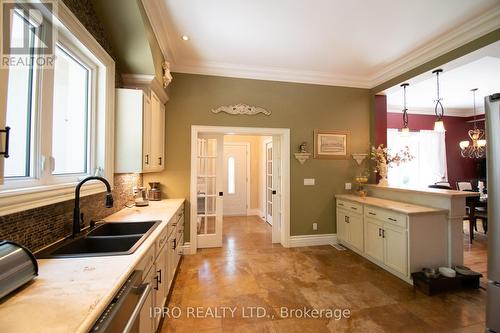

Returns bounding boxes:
[0,2,115,216]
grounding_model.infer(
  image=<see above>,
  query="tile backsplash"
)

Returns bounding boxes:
[0,173,142,252]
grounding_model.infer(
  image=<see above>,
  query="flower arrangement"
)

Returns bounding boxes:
[370,144,414,186]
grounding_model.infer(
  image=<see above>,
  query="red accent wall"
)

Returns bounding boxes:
[375,95,388,147]
[387,113,485,189]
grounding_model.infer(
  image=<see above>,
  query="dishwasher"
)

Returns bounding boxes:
[90,270,151,333]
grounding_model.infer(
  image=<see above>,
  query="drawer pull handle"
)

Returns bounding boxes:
[378,228,381,237]
[369,212,376,216]
[351,207,357,210]
[388,218,397,222]
[157,269,162,283]
[382,229,385,238]
[338,203,344,206]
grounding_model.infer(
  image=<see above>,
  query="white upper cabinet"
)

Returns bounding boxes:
[115,76,168,173]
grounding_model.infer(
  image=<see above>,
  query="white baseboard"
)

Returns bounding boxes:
[180,243,193,255]
[289,234,337,247]
[247,209,263,217]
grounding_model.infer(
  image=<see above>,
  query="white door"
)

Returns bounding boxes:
[223,143,248,216]
[196,134,223,248]
[265,140,273,224]
[271,135,281,243]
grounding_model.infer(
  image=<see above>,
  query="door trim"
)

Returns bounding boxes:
[223,142,250,216]
[262,137,272,224]
[190,125,291,254]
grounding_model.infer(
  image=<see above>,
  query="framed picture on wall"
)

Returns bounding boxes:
[314,130,350,159]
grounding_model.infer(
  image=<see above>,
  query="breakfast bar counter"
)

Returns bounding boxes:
[366,184,479,266]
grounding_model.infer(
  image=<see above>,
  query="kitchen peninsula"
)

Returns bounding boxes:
[366,184,479,266]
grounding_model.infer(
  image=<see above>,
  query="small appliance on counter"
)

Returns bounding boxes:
[133,187,149,207]
[148,182,162,201]
[0,240,38,299]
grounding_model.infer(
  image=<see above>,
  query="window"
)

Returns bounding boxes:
[52,45,90,175]
[387,129,448,188]
[0,2,115,215]
[227,157,235,194]
[4,11,36,178]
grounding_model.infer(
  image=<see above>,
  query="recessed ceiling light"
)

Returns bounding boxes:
[181,35,190,41]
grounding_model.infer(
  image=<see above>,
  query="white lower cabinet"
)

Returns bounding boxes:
[336,202,363,252]
[336,196,448,284]
[136,204,185,333]
[365,217,408,276]
[383,223,408,275]
[364,217,384,262]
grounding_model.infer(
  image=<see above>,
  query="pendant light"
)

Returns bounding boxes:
[400,83,410,133]
[432,69,446,132]
[459,88,486,158]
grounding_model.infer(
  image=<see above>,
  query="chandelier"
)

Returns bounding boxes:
[459,88,486,158]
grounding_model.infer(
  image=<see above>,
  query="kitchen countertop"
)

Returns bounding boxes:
[366,184,480,198]
[335,194,448,215]
[0,199,184,333]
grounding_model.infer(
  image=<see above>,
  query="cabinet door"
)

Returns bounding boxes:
[167,232,176,289]
[364,217,384,262]
[383,224,408,275]
[336,210,347,242]
[153,249,168,331]
[348,213,363,252]
[149,92,164,171]
[139,266,154,333]
[142,94,152,172]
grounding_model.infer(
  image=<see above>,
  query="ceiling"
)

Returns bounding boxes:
[142,0,500,88]
[386,41,500,116]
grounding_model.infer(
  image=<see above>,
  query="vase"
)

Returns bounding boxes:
[378,162,389,186]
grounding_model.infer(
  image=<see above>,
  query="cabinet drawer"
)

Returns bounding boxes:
[137,245,155,280]
[156,225,169,254]
[337,200,362,214]
[365,206,407,229]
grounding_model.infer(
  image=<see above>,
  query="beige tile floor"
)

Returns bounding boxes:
[161,216,487,333]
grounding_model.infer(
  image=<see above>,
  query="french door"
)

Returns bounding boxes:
[196,134,223,248]
[265,140,273,224]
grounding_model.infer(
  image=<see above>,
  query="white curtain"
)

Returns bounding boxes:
[387,129,447,188]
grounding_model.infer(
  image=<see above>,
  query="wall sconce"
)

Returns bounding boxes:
[294,142,311,164]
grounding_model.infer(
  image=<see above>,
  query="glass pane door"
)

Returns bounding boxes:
[196,134,223,248]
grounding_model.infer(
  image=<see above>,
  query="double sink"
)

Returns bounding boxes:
[37,221,160,259]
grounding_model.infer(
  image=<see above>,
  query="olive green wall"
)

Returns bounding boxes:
[143,74,371,241]
[91,0,164,80]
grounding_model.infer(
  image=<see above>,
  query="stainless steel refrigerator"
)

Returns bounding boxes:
[486,93,500,333]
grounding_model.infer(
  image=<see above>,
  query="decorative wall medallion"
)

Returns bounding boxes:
[211,103,271,116]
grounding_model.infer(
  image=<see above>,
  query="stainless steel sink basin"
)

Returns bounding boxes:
[36,221,160,259]
[87,221,159,237]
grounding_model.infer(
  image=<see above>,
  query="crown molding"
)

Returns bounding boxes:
[369,7,500,89]
[172,62,372,88]
[121,74,169,103]
[140,0,177,63]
